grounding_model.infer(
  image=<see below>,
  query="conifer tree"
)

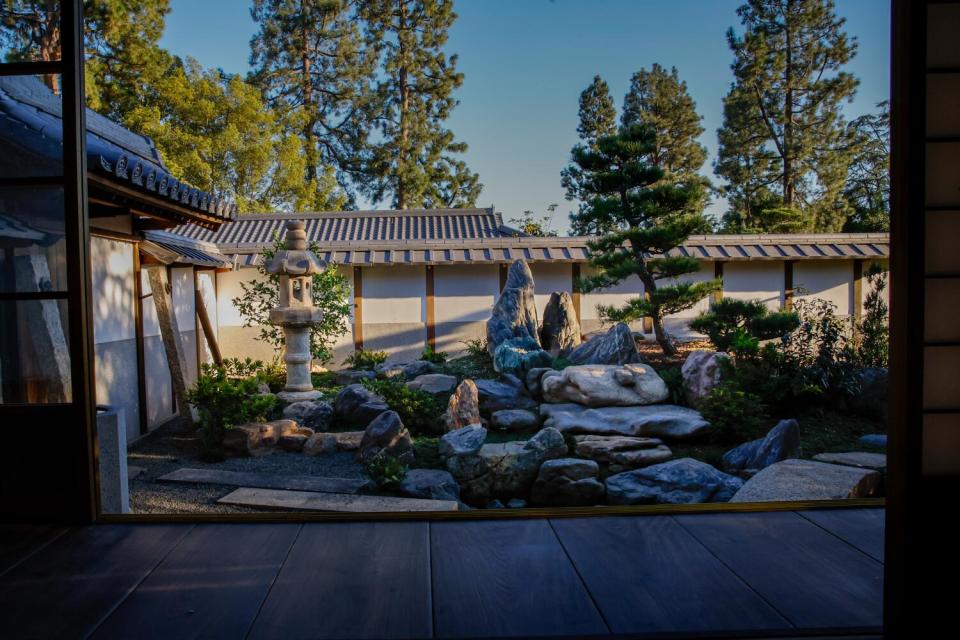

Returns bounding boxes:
[359,0,480,209]
[572,124,721,355]
[842,102,889,232]
[716,0,859,232]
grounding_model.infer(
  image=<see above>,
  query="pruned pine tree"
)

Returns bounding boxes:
[359,0,480,209]
[250,0,372,209]
[716,0,859,232]
[572,124,721,355]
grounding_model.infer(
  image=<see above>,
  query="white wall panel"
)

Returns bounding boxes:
[794,261,853,315]
[434,264,497,323]
[362,265,425,324]
[90,237,135,344]
[723,262,783,310]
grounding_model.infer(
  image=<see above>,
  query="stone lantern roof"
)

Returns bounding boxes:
[265,221,325,276]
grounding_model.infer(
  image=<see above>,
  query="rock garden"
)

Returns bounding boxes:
[128,257,889,513]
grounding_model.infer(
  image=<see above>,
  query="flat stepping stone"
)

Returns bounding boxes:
[218,487,459,512]
[731,459,881,503]
[812,451,887,471]
[127,465,146,480]
[158,468,371,494]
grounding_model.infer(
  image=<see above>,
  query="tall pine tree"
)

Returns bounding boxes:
[250,0,373,209]
[572,124,720,355]
[716,0,859,232]
[359,0,480,209]
[842,101,889,232]
[563,75,617,234]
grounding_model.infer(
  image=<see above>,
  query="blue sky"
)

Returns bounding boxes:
[160,0,890,231]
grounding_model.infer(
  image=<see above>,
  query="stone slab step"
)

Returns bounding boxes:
[158,467,372,495]
[217,487,460,512]
[812,451,887,471]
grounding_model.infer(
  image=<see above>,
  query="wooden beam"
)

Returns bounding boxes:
[425,266,436,350]
[195,282,223,366]
[783,260,795,311]
[853,259,864,322]
[133,245,148,436]
[353,266,363,351]
[571,263,582,322]
[713,261,724,305]
[145,266,193,428]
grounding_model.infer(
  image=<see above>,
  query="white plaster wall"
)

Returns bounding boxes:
[196,270,218,366]
[722,262,784,310]
[794,261,853,316]
[659,261,719,336]
[434,264,498,323]
[171,267,197,386]
[140,269,174,428]
[530,263,573,320]
[362,265,425,323]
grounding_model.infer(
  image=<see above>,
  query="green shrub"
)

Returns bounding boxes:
[343,348,388,370]
[854,263,889,368]
[420,346,448,364]
[444,338,496,379]
[698,382,770,444]
[187,359,279,460]
[364,455,408,490]
[658,365,686,405]
[691,298,799,357]
[362,377,444,435]
[781,297,860,402]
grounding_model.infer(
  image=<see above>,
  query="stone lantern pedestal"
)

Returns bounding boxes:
[266,221,325,403]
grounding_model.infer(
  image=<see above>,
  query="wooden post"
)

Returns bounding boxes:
[853,259,864,322]
[499,263,509,292]
[713,261,724,305]
[195,286,223,366]
[425,265,436,350]
[133,244,148,435]
[783,260,795,311]
[146,266,193,428]
[571,263,582,322]
[353,266,364,351]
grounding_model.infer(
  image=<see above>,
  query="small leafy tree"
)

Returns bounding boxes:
[691,298,799,357]
[233,236,351,364]
[855,263,889,367]
[569,123,721,355]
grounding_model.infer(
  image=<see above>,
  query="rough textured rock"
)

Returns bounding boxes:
[438,424,487,458]
[357,410,414,463]
[374,362,407,379]
[493,336,552,375]
[302,432,338,456]
[573,435,672,471]
[475,375,538,414]
[731,459,882,502]
[399,469,460,502]
[487,260,540,354]
[406,373,457,394]
[541,364,669,407]
[849,367,888,423]
[333,384,389,429]
[334,369,376,386]
[269,419,302,439]
[567,323,643,366]
[506,498,527,509]
[282,400,334,432]
[333,431,364,451]
[858,434,887,450]
[477,427,568,497]
[812,451,887,471]
[681,350,728,405]
[722,419,801,478]
[443,379,481,432]
[490,409,540,431]
[606,458,744,505]
[540,291,581,356]
[444,446,493,504]
[278,427,315,452]
[541,403,711,440]
[525,367,554,400]
[531,458,605,506]
[402,360,436,379]
[223,422,277,455]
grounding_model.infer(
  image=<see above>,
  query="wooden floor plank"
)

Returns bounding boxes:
[675,511,883,631]
[0,524,68,577]
[551,515,791,635]
[431,519,608,638]
[0,524,190,638]
[797,508,886,563]
[248,521,432,640]
[90,523,300,640]
[159,467,371,494]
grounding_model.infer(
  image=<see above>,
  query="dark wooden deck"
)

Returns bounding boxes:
[0,508,884,639]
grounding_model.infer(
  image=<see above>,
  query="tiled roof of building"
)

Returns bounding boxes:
[141,230,232,268]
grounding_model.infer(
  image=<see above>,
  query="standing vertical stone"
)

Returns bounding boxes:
[443,379,481,432]
[540,291,581,356]
[487,259,540,354]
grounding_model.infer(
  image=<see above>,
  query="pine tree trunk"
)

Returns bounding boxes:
[651,313,676,356]
[40,0,61,94]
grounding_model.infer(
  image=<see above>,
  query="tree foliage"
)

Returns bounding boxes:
[569,124,720,355]
[508,204,559,237]
[842,102,889,232]
[691,297,799,356]
[854,263,888,367]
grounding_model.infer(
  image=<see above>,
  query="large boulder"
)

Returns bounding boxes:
[442,379,482,432]
[399,469,460,502]
[730,459,882,502]
[442,427,493,504]
[606,458,744,505]
[573,435,673,472]
[487,260,540,354]
[334,369,377,386]
[357,410,414,463]
[722,419,801,478]
[541,403,711,440]
[477,427,568,497]
[540,292,581,356]
[402,360,436,379]
[222,422,278,455]
[858,434,887,450]
[524,367,554,400]
[438,424,487,458]
[282,400,334,432]
[493,336,553,375]
[406,373,457,395]
[681,350,728,405]
[278,426,316,452]
[475,375,538,414]
[333,384,389,430]
[812,451,887,472]
[567,323,642,366]
[303,432,338,456]
[849,367,888,423]
[541,364,669,407]
[490,409,540,431]
[531,458,605,506]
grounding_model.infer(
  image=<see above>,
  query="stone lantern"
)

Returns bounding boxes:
[266,220,324,402]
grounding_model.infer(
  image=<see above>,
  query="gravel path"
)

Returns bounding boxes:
[128,419,368,514]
